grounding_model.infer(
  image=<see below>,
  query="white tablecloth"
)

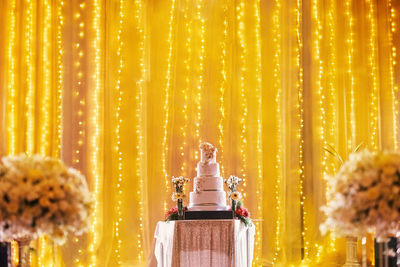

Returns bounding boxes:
[151,219,255,267]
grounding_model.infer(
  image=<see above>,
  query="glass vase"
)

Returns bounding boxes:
[343,236,360,267]
[177,199,184,220]
[16,238,31,267]
[375,237,397,267]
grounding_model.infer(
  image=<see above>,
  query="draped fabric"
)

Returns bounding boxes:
[0,0,399,266]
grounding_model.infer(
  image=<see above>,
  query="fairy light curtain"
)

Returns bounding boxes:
[0,0,399,266]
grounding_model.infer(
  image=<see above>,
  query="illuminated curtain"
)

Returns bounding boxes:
[1,0,400,266]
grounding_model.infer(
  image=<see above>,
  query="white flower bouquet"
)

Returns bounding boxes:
[0,154,92,245]
[171,176,189,194]
[321,149,400,238]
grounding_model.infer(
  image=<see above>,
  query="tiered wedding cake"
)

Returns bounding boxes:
[188,143,229,211]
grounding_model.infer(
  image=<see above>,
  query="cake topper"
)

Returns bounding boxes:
[199,142,217,164]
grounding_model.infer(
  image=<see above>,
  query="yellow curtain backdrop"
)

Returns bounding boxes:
[1,0,400,266]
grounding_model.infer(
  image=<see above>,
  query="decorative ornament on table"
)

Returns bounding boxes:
[321,148,400,267]
[225,175,242,217]
[0,154,93,266]
[235,201,252,227]
[171,176,190,220]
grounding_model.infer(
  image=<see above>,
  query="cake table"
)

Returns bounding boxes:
[151,219,255,267]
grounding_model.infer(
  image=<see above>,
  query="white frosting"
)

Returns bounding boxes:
[193,176,223,191]
[188,191,228,211]
[197,162,220,177]
[188,142,229,211]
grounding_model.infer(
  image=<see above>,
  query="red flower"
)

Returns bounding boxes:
[236,207,250,218]
[164,206,188,219]
[165,207,178,219]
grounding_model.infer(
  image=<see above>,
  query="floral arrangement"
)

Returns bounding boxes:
[225,175,242,198]
[171,176,189,196]
[321,149,400,238]
[165,206,188,221]
[0,154,92,245]
[235,201,252,227]
[171,176,189,219]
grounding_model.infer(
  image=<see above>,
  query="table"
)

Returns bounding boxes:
[151,219,255,267]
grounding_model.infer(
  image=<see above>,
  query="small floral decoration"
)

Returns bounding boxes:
[171,192,185,202]
[225,175,242,192]
[172,176,189,194]
[235,201,252,227]
[321,149,400,238]
[199,143,217,162]
[230,191,242,201]
[165,206,188,221]
[0,154,92,245]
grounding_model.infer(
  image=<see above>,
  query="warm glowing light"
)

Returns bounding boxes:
[88,0,103,265]
[55,0,64,158]
[162,0,176,212]
[237,0,248,198]
[217,2,228,178]
[11,241,18,265]
[388,0,399,150]
[326,0,338,251]
[25,0,35,155]
[311,0,325,260]
[271,0,282,263]
[194,0,205,162]
[296,0,307,261]
[180,0,192,176]
[113,0,125,264]
[134,0,146,260]
[39,0,52,156]
[254,0,263,264]
[73,2,86,167]
[345,0,356,152]
[366,0,380,151]
[6,0,17,155]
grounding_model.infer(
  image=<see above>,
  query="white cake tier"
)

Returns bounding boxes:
[188,203,230,211]
[197,162,220,177]
[193,176,223,191]
[188,191,227,210]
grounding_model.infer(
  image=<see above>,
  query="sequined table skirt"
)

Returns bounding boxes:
[151,219,254,267]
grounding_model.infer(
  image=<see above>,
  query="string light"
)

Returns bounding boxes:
[254,0,263,264]
[39,0,52,156]
[11,240,18,266]
[311,0,325,260]
[295,0,308,260]
[388,0,399,150]
[366,0,380,151]
[88,0,102,264]
[113,0,125,264]
[181,0,192,176]
[218,0,228,178]
[237,0,248,198]
[25,0,35,155]
[162,0,176,212]
[55,0,64,158]
[73,1,86,167]
[326,0,338,252]
[6,0,17,156]
[194,0,205,161]
[135,0,146,261]
[345,0,356,152]
[271,0,282,263]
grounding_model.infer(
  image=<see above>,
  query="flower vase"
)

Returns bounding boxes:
[343,236,360,267]
[231,199,236,218]
[17,238,31,267]
[177,199,184,220]
[375,237,396,267]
